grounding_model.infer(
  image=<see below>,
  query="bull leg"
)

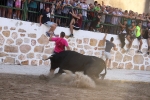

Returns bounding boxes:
[53,68,64,78]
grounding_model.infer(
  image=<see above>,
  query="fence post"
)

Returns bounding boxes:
[22,0,28,21]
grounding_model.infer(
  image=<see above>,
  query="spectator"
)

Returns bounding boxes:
[136,21,143,53]
[55,0,62,26]
[80,0,90,30]
[7,0,14,18]
[39,6,57,36]
[61,0,72,27]
[89,13,101,32]
[126,22,136,51]
[147,29,150,55]
[93,2,100,13]
[15,0,22,20]
[48,31,70,75]
[0,0,6,17]
[28,0,37,22]
[69,11,82,37]
[118,20,128,49]
[50,3,55,22]
[111,8,119,34]
[103,33,116,69]
[147,13,150,29]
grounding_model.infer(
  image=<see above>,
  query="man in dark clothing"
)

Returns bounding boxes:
[39,6,57,37]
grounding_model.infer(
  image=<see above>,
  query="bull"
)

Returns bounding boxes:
[43,50,107,80]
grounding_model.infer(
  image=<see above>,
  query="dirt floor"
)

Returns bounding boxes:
[0,73,150,100]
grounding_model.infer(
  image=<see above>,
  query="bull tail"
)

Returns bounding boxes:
[100,62,107,80]
[42,56,51,61]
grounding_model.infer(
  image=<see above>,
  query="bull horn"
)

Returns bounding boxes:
[42,56,53,61]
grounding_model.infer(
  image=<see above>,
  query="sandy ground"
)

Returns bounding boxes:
[0,73,150,100]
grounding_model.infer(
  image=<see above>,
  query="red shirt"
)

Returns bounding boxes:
[77,16,83,28]
[51,37,68,53]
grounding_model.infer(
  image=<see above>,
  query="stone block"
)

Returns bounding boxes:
[42,55,48,60]
[36,54,41,59]
[44,60,50,66]
[18,29,26,32]
[4,57,15,64]
[83,38,89,44]
[73,48,78,52]
[115,51,123,62]
[38,34,49,45]
[39,60,43,65]
[123,55,132,62]
[112,62,118,68]
[0,52,8,57]
[11,32,18,39]
[84,45,91,50]
[10,27,16,30]
[140,65,145,70]
[28,34,36,38]
[94,52,100,56]
[0,47,3,52]
[2,31,10,37]
[20,45,31,53]
[16,60,21,65]
[34,46,44,53]
[77,45,83,48]
[21,60,29,65]
[98,48,105,50]
[86,51,93,55]
[18,54,26,60]
[44,48,53,54]
[145,61,149,65]
[98,40,105,47]
[0,26,2,31]
[133,55,144,64]
[142,48,147,53]
[118,63,124,69]
[127,49,134,56]
[80,50,85,54]
[20,34,25,37]
[4,26,8,30]
[31,39,36,46]
[125,62,133,69]
[76,39,82,44]
[4,45,18,53]
[90,39,97,46]
[27,53,34,59]
[31,60,38,66]
[0,34,5,45]
[6,38,14,45]
[146,66,150,71]
[24,38,30,43]
[16,38,23,45]
[134,65,139,70]
[132,45,138,49]
[69,43,75,47]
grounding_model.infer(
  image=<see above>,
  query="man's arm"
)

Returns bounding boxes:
[103,33,107,41]
[113,44,117,51]
[49,33,54,41]
[39,15,43,26]
[66,46,70,50]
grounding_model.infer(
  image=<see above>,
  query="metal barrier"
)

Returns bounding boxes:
[0,0,148,35]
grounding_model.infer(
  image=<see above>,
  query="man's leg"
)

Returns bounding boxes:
[81,16,87,30]
[108,59,112,69]
[147,38,150,54]
[48,23,57,33]
[138,38,143,52]
[69,18,75,36]
[105,58,108,68]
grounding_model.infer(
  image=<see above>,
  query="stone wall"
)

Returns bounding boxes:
[0,17,150,71]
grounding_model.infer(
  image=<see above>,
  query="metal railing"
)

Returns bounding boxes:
[0,0,149,35]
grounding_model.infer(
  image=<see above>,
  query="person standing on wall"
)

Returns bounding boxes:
[47,32,70,76]
[103,33,116,69]
[136,21,143,53]
[39,6,57,37]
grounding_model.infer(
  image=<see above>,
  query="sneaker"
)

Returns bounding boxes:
[46,32,50,37]
[137,50,142,54]
[69,34,74,37]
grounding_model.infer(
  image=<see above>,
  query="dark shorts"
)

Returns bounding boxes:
[137,35,142,41]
